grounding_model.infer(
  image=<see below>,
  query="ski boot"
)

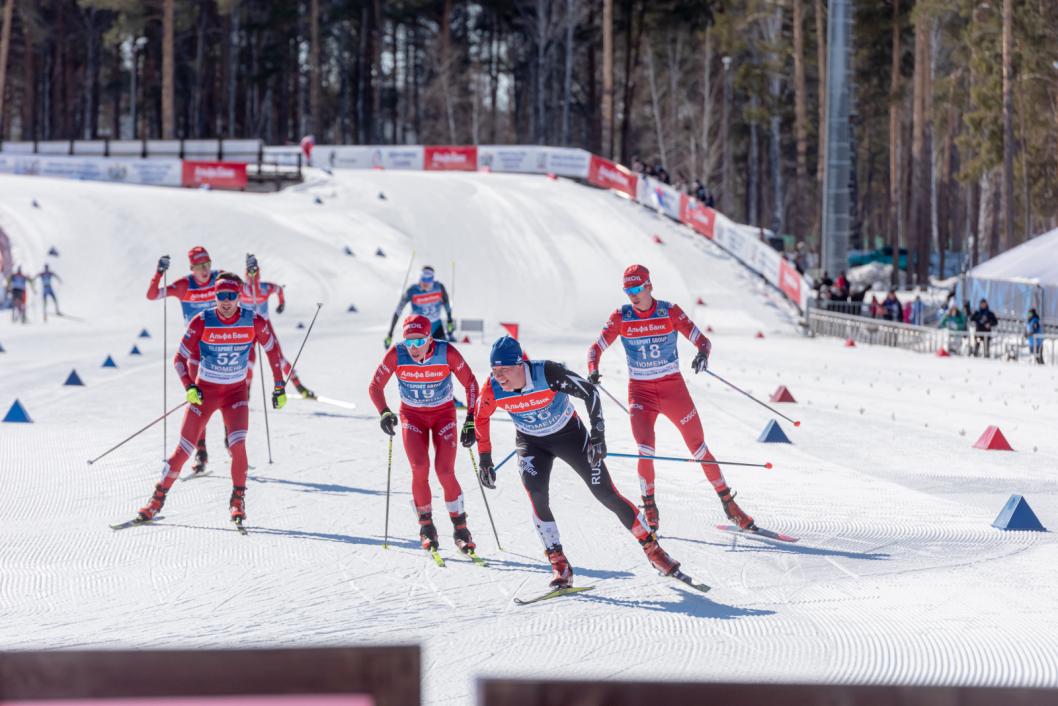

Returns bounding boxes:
[296,383,317,400]
[640,534,680,576]
[642,494,660,532]
[229,486,247,521]
[546,545,574,588]
[719,489,756,530]
[451,512,476,553]
[190,441,208,477]
[138,483,168,521]
[418,511,439,551]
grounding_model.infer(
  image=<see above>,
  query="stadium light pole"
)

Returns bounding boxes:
[721,55,733,215]
[820,0,854,280]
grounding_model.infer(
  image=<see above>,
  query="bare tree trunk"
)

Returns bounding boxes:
[191,0,207,138]
[1000,0,1015,250]
[162,0,174,138]
[813,0,826,233]
[488,12,498,143]
[0,0,14,138]
[440,0,456,142]
[21,6,35,141]
[666,31,682,174]
[561,0,573,145]
[618,0,646,163]
[227,3,239,137]
[601,0,614,157]
[748,92,760,225]
[721,57,733,214]
[534,0,547,144]
[980,169,999,260]
[766,5,783,235]
[309,0,320,135]
[888,0,901,286]
[792,0,809,236]
[371,0,382,143]
[644,42,666,167]
[700,25,713,184]
[909,17,931,285]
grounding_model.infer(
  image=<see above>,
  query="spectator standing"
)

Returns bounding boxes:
[882,290,902,321]
[1026,308,1044,364]
[970,299,998,358]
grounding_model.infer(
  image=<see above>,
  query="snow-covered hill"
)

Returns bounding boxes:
[1,171,1056,704]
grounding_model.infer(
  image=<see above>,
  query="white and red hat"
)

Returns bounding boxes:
[215,277,241,295]
[188,246,211,266]
[402,314,432,339]
[623,264,651,288]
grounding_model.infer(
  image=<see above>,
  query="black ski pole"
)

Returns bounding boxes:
[706,370,801,427]
[282,302,323,388]
[598,382,629,415]
[469,448,502,551]
[88,402,188,465]
[608,452,773,469]
[383,435,394,549]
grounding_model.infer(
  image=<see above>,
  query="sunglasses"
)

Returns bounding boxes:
[216,291,239,302]
[624,284,647,296]
[404,337,430,348]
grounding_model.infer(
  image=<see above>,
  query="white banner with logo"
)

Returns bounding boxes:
[309,145,425,171]
[0,154,183,187]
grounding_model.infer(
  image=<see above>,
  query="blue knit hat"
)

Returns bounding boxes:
[490,336,523,367]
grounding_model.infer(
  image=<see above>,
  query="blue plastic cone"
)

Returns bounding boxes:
[757,419,792,444]
[138,328,151,338]
[3,399,32,423]
[102,355,118,368]
[296,322,306,329]
[0,341,5,353]
[347,304,358,313]
[992,495,1046,531]
[130,345,142,356]
[64,370,85,386]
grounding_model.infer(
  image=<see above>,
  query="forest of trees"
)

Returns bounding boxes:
[0,0,1056,280]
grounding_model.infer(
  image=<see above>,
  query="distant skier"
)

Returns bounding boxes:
[475,335,682,589]
[35,264,62,315]
[241,257,316,399]
[368,314,481,555]
[384,265,455,347]
[586,264,756,533]
[6,266,30,323]
[134,273,288,525]
[146,246,221,476]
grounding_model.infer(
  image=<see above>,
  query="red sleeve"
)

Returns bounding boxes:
[174,316,205,387]
[586,309,623,374]
[253,315,286,385]
[368,348,399,414]
[147,272,188,301]
[446,344,479,413]
[473,377,497,453]
[274,284,285,308]
[670,303,711,354]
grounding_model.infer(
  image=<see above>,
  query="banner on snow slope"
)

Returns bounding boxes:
[181,160,248,190]
[310,145,425,171]
[635,176,684,222]
[587,155,637,198]
[681,199,716,238]
[477,146,592,178]
[424,145,478,171]
[0,154,183,186]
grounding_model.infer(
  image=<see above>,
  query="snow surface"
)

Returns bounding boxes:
[2,171,1057,704]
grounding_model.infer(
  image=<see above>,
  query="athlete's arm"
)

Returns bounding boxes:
[670,303,711,354]
[586,309,623,375]
[174,315,205,387]
[473,380,497,453]
[543,361,604,437]
[367,348,399,414]
[446,345,479,411]
[147,273,188,301]
[253,314,286,385]
[388,288,411,337]
[440,283,453,322]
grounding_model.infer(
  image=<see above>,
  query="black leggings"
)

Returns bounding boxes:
[516,417,646,549]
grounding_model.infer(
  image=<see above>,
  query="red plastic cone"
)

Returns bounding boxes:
[936,347,950,357]
[706,325,714,333]
[652,234,664,244]
[461,336,471,344]
[755,331,765,339]
[500,322,520,339]
[973,425,1014,451]
[845,338,856,347]
[547,172,558,181]
[770,385,796,403]
[696,296,705,305]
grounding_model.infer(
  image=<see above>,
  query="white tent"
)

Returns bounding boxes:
[958,227,1058,323]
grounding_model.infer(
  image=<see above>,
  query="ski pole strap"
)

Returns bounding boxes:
[608,452,773,469]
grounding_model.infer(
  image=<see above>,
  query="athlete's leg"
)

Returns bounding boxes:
[430,409,464,515]
[628,380,661,496]
[400,408,433,513]
[658,376,729,492]
[219,385,251,519]
[516,435,559,550]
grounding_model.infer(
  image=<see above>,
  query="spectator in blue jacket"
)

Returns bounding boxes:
[882,290,902,321]
[1026,308,1044,364]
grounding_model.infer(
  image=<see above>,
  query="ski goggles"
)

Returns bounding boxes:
[623,284,648,296]
[215,290,239,302]
[404,337,430,348]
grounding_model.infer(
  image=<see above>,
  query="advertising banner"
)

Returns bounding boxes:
[311,145,425,171]
[424,145,478,171]
[478,146,550,173]
[181,160,248,190]
[0,154,183,186]
[587,155,637,198]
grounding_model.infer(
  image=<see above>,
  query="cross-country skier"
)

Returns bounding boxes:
[384,265,455,347]
[35,264,62,316]
[475,335,682,588]
[586,264,756,533]
[134,273,288,526]
[241,257,316,400]
[6,266,30,323]
[368,314,481,555]
[146,246,221,475]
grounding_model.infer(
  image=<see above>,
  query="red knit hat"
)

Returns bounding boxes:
[188,246,211,266]
[215,277,241,295]
[402,314,432,338]
[623,264,651,288]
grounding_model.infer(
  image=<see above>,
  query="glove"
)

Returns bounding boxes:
[275,302,285,314]
[446,320,456,335]
[380,408,398,436]
[460,418,476,448]
[588,370,602,385]
[246,253,259,275]
[477,451,496,489]
[692,349,709,374]
[384,335,393,349]
[157,255,171,273]
[185,384,203,406]
[587,430,607,467]
[271,384,287,409]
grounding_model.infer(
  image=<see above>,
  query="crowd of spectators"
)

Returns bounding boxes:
[630,157,716,208]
